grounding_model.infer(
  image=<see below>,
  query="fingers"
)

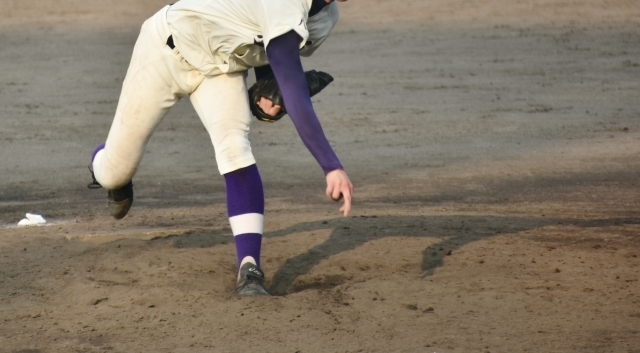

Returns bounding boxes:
[331,184,342,201]
[340,185,352,217]
[325,177,346,201]
[258,97,281,116]
[325,169,354,217]
[264,105,282,116]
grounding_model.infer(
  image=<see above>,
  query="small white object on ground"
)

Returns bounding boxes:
[18,213,47,226]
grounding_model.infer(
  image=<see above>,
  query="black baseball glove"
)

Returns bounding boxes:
[248,70,334,122]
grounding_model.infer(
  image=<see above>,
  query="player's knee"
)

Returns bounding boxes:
[217,145,251,162]
[215,132,251,155]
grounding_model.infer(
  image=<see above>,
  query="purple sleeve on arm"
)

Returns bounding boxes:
[266,30,343,174]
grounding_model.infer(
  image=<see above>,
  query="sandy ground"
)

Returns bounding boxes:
[1,1,640,352]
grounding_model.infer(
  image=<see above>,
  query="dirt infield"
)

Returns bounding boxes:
[1,1,639,352]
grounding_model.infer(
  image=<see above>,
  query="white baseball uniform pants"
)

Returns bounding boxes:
[92,5,256,190]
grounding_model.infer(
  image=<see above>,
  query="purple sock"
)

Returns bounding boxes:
[224,164,265,269]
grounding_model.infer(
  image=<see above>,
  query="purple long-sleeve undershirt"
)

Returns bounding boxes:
[265,30,343,175]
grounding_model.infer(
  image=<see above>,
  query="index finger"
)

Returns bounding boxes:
[341,186,352,217]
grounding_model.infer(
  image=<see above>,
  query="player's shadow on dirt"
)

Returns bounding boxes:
[165,213,640,296]
[257,214,640,296]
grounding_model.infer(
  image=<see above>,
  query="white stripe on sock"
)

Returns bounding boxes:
[229,213,264,236]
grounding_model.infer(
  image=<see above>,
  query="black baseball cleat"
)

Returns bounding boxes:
[87,165,134,220]
[107,181,133,220]
[235,263,271,296]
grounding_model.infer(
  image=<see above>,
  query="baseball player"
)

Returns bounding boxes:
[88,0,353,296]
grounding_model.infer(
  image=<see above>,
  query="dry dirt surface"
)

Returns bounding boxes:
[1,1,640,352]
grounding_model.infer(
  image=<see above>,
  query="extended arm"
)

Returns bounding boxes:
[265,30,353,215]
[266,30,341,174]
